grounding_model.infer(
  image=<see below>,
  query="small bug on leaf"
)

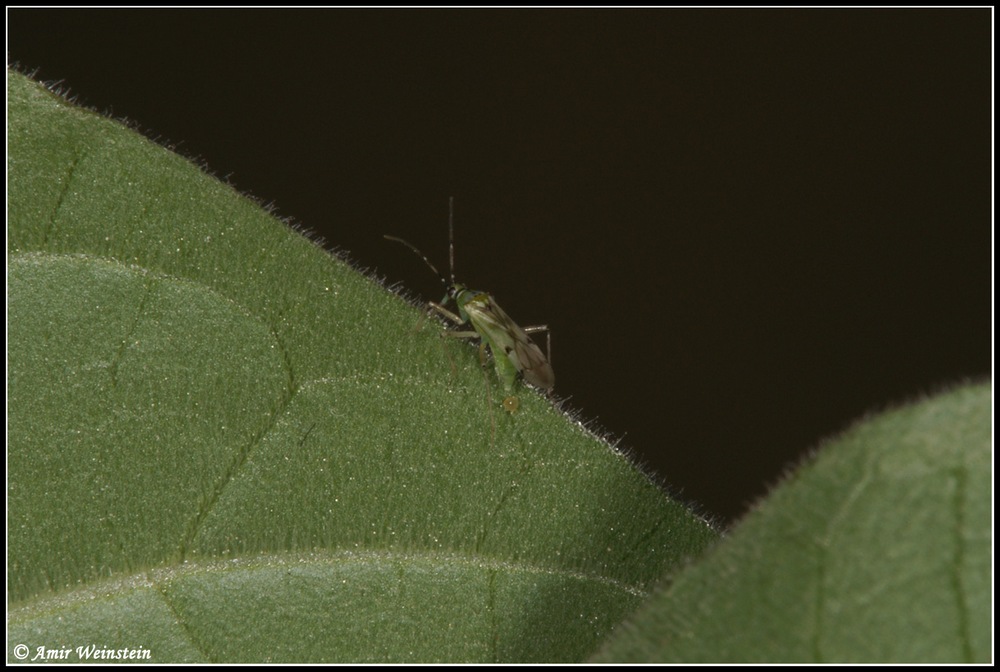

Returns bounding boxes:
[385,199,554,410]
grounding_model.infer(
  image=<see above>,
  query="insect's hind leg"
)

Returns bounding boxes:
[523,324,552,365]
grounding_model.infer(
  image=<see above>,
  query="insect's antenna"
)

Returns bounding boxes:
[383,234,447,286]
[448,196,456,284]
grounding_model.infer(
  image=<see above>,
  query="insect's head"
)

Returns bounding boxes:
[385,197,468,307]
[448,282,489,322]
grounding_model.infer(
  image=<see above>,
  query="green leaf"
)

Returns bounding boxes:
[6,70,717,663]
[593,382,991,663]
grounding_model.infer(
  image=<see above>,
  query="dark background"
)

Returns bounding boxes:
[8,9,991,527]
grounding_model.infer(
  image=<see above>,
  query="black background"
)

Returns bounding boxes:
[8,9,991,527]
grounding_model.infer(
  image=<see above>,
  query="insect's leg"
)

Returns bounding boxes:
[428,305,477,339]
[481,359,497,451]
[459,341,498,449]
[428,301,464,325]
[441,330,480,340]
[425,301,485,382]
[409,308,430,334]
[438,335,459,379]
[523,324,552,365]
[409,300,454,334]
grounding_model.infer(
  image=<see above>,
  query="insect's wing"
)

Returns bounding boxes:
[469,297,554,391]
[509,331,555,390]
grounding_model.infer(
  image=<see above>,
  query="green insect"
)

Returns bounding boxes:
[385,199,554,407]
